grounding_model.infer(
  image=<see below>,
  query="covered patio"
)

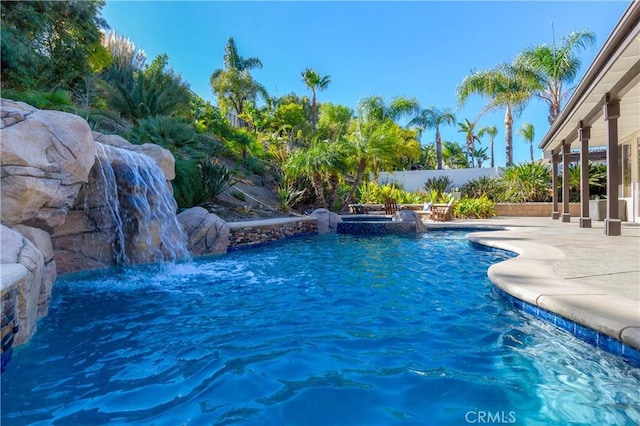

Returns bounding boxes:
[539,0,640,235]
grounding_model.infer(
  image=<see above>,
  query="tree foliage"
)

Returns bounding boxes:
[515,30,595,124]
[1,0,108,97]
[457,62,538,166]
[408,106,455,170]
[301,68,331,131]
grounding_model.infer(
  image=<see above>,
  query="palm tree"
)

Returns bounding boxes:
[457,118,481,168]
[515,30,595,124]
[357,95,420,123]
[477,125,498,168]
[475,147,489,168]
[408,106,455,170]
[517,122,536,162]
[210,37,266,119]
[420,143,437,170]
[286,139,345,209]
[210,68,269,118]
[216,36,262,75]
[344,96,419,203]
[301,68,331,131]
[442,141,467,169]
[457,62,538,167]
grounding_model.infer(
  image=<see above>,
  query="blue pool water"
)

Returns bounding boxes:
[2,231,639,425]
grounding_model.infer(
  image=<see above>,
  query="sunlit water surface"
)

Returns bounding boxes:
[2,232,639,425]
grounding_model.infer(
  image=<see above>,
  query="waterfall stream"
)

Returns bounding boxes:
[84,143,190,266]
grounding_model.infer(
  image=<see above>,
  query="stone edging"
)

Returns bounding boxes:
[227,217,318,251]
[466,229,640,355]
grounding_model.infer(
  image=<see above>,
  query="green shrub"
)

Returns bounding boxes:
[453,195,496,219]
[499,162,551,202]
[461,176,501,201]
[128,116,200,160]
[424,176,453,197]
[172,156,233,208]
[276,184,306,212]
[425,189,451,204]
[3,89,74,111]
[560,163,607,201]
[357,181,426,204]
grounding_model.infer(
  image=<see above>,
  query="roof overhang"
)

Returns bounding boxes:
[539,1,640,153]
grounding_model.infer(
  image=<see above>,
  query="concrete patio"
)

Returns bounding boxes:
[443,216,640,351]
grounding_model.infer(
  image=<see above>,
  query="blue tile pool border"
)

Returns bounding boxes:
[469,240,640,368]
[497,289,640,367]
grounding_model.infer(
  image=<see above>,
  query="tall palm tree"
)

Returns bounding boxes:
[517,122,536,162]
[357,95,420,123]
[515,30,595,124]
[301,68,331,131]
[210,68,268,117]
[457,118,481,168]
[477,125,498,168]
[408,106,455,170]
[215,36,262,76]
[210,37,266,120]
[457,62,538,167]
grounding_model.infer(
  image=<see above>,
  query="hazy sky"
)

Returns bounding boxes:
[102,1,630,166]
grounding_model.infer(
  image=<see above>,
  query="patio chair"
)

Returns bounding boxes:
[431,198,454,222]
[384,198,398,215]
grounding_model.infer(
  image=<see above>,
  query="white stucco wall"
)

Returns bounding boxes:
[378,168,503,192]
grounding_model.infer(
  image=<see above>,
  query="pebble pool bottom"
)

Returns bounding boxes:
[2,231,639,425]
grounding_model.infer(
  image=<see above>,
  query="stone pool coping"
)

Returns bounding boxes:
[461,217,640,353]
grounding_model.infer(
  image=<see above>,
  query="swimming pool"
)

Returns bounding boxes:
[2,231,639,425]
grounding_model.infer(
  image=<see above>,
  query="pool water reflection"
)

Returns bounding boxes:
[2,232,639,425]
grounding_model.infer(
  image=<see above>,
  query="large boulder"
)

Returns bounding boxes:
[177,207,230,255]
[94,133,175,181]
[1,99,95,232]
[10,225,56,317]
[0,225,45,345]
[309,208,342,234]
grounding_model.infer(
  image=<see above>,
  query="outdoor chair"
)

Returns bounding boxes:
[431,198,454,222]
[384,198,398,215]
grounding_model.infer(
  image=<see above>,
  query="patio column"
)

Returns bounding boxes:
[551,151,560,219]
[604,94,621,236]
[579,123,591,228]
[562,141,571,222]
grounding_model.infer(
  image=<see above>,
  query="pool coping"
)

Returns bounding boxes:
[463,223,640,363]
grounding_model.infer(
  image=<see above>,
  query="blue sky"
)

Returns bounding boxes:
[102,1,630,166]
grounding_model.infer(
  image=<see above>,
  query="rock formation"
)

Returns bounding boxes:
[177,207,230,255]
[310,208,343,234]
[0,99,198,346]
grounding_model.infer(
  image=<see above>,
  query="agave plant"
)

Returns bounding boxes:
[276,184,306,212]
[424,176,453,198]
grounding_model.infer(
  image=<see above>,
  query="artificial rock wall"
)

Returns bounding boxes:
[0,99,229,349]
